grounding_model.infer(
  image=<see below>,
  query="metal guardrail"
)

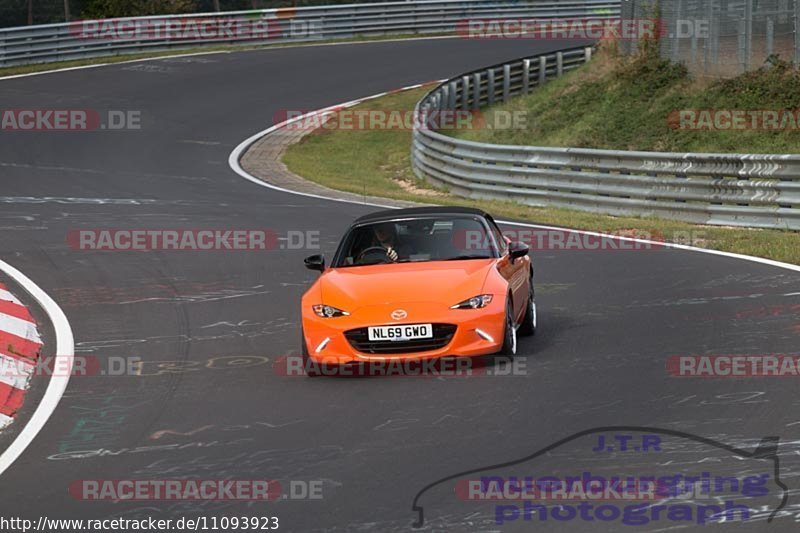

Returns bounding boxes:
[0,0,620,67]
[411,47,800,230]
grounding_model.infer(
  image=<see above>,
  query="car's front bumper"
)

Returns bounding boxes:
[302,300,505,365]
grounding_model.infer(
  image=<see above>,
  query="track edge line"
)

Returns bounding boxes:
[0,259,74,476]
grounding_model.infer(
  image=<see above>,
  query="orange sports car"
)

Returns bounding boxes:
[301,207,536,370]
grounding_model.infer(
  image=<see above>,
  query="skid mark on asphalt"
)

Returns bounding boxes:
[121,64,174,73]
[199,320,261,329]
[73,324,291,349]
[178,139,224,146]
[118,288,272,304]
[0,196,161,205]
[696,272,800,290]
[53,281,277,307]
[149,420,304,440]
[0,161,215,182]
[373,419,421,432]
[56,395,152,453]
[47,437,255,461]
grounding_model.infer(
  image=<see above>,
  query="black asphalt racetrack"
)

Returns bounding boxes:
[1,37,799,531]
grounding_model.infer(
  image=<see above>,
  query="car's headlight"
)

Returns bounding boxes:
[312,304,350,318]
[450,294,493,309]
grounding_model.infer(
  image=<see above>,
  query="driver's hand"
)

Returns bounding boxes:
[386,246,398,261]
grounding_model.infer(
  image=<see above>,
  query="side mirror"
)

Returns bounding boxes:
[304,254,325,272]
[508,241,529,262]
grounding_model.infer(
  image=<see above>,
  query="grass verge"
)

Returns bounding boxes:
[448,42,800,153]
[283,86,800,265]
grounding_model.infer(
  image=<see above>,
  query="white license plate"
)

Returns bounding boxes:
[368,324,433,342]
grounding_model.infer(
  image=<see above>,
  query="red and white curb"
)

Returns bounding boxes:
[0,283,43,429]
[0,259,73,478]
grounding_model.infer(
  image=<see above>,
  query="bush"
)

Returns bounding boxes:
[81,0,197,18]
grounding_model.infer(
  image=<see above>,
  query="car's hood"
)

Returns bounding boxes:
[320,259,494,310]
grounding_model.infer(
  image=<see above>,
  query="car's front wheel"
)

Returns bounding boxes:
[518,278,537,337]
[499,297,517,356]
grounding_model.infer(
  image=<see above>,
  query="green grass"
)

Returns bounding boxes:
[448,43,800,153]
[0,32,451,78]
[283,86,800,265]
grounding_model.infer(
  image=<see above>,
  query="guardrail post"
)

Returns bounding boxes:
[448,81,457,109]
[766,18,774,59]
[472,72,481,109]
[704,0,714,74]
[502,64,511,101]
[738,18,747,73]
[796,0,800,64]
[584,46,592,63]
[440,86,449,110]
[522,59,531,93]
[711,9,720,65]
[556,51,563,76]
[673,0,683,61]
[745,0,753,71]
[461,75,470,110]
[487,68,496,105]
[538,56,547,85]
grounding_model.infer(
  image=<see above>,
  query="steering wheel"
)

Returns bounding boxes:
[356,246,393,264]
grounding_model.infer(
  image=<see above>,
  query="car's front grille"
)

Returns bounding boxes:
[344,324,457,355]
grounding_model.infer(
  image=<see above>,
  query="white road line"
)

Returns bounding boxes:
[228,91,800,276]
[0,259,74,478]
[494,220,800,275]
[0,51,231,82]
[0,313,42,344]
[0,35,459,83]
[0,289,22,305]
[228,82,438,207]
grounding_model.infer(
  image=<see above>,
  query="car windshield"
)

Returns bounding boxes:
[334,216,495,267]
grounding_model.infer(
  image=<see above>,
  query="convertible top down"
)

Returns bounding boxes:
[300,207,537,370]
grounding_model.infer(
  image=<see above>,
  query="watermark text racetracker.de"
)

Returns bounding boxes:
[0,110,141,132]
[456,18,710,40]
[669,108,800,131]
[70,479,283,501]
[0,355,141,380]
[457,228,709,252]
[667,354,800,377]
[274,354,527,377]
[276,108,529,131]
[69,13,321,42]
[66,229,320,251]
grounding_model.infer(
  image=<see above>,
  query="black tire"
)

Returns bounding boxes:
[518,277,537,337]
[499,296,517,356]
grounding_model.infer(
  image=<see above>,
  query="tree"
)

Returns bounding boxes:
[81,0,197,19]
